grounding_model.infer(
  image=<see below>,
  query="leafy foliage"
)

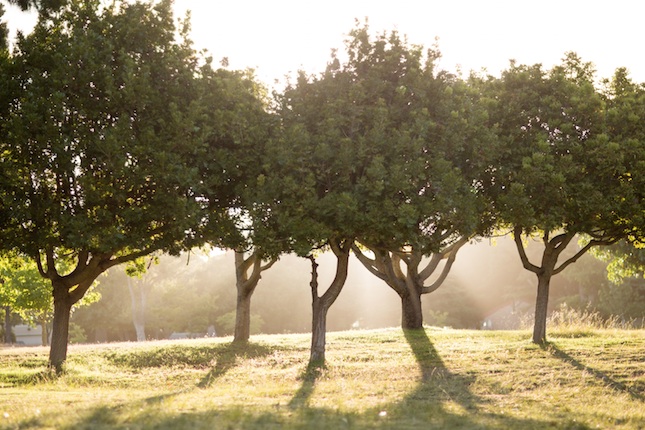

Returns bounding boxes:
[0,0,237,368]
[482,53,645,342]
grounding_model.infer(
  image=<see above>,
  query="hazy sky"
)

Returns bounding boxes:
[2,1,644,87]
[170,0,645,87]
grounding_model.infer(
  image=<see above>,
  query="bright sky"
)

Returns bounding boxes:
[3,0,645,87]
[170,0,645,87]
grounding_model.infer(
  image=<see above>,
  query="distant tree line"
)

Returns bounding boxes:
[1,0,644,371]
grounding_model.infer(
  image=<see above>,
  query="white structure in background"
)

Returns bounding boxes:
[13,324,43,346]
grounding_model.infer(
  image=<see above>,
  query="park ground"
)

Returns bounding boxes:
[0,327,644,429]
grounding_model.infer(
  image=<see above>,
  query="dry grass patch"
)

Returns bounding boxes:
[0,328,643,429]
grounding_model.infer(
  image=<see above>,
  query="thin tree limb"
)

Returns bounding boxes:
[514,226,541,274]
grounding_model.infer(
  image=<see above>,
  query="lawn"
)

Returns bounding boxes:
[0,327,643,429]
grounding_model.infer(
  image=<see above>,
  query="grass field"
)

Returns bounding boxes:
[0,327,644,429]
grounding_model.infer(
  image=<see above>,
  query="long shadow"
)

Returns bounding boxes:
[402,328,480,412]
[282,328,546,428]
[287,362,324,409]
[369,328,551,429]
[197,341,277,388]
[18,331,552,429]
[544,342,644,402]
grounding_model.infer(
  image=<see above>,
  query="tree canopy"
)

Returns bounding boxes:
[0,0,224,369]
[484,53,645,342]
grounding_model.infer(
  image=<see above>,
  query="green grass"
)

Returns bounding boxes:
[0,328,643,429]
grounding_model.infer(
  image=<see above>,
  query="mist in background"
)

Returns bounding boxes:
[72,236,609,342]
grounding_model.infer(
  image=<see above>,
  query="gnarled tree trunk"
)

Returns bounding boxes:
[353,237,467,330]
[233,250,277,343]
[309,239,351,365]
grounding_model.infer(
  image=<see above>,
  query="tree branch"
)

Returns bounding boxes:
[45,247,58,279]
[419,236,468,281]
[351,242,389,282]
[553,237,618,275]
[418,253,443,282]
[235,249,256,279]
[66,250,90,282]
[260,256,278,272]
[100,247,158,272]
[243,256,263,289]
[514,226,541,274]
[35,252,48,279]
[421,249,458,294]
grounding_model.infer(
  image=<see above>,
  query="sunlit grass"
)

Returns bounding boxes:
[1,328,643,429]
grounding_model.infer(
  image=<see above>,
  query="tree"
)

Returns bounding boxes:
[265,28,383,364]
[265,22,492,362]
[0,0,219,371]
[486,54,642,344]
[190,65,279,344]
[306,23,491,330]
[0,253,50,344]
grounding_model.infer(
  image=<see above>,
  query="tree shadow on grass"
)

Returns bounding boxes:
[281,328,547,429]
[543,342,644,402]
[197,341,278,388]
[287,361,325,409]
[17,331,554,429]
[400,328,480,412]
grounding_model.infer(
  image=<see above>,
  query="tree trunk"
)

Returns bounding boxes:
[310,296,327,364]
[128,278,146,342]
[234,290,252,343]
[49,285,73,373]
[401,291,423,329]
[307,241,351,365]
[3,306,12,344]
[40,313,49,346]
[533,273,551,344]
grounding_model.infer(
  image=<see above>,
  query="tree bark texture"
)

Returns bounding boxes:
[401,290,424,329]
[3,306,12,344]
[310,294,327,364]
[309,239,351,365]
[533,274,551,344]
[233,251,276,343]
[49,283,73,373]
[234,289,252,343]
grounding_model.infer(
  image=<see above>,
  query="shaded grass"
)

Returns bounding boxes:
[0,328,643,429]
